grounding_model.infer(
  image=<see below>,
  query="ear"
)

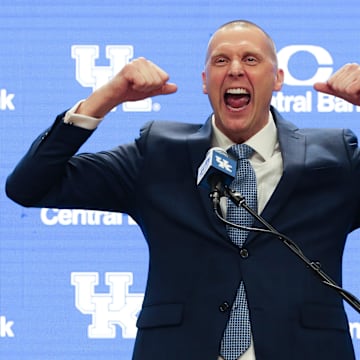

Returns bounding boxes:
[273,68,284,91]
[201,71,208,94]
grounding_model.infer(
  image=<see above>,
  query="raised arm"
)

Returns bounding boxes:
[5,58,178,208]
[76,57,178,118]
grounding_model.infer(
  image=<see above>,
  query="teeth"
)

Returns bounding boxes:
[226,88,249,95]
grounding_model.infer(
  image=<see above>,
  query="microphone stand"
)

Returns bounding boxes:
[211,187,360,314]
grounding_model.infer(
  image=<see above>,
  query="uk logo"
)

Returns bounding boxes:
[71,45,152,112]
[71,272,144,339]
[215,155,233,173]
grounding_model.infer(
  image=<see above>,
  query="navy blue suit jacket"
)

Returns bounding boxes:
[6,107,360,359]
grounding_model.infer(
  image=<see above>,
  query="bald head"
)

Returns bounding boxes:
[205,20,278,67]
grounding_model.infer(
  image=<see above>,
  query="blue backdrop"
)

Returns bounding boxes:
[1,1,360,359]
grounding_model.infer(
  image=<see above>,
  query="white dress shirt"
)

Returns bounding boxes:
[65,106,283,360]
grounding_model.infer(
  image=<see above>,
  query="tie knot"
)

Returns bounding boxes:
[228,143,254,160]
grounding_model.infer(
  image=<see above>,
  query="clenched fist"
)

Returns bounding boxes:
[77,57,178,118]
[314,63,360,106]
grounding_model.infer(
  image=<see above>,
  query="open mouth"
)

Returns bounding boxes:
[224,88,251,110]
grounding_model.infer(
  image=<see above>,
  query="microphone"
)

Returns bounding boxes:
[197,147,236,208]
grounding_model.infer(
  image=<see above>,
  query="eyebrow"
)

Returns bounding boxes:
[210,48,263,61]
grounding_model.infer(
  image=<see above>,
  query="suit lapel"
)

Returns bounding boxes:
[247,109,306,243]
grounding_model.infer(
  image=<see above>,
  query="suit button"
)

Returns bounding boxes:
[219,302,230,312]
[240,248,249,258]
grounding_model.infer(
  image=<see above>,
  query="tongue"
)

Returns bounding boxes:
[226,94,250,108]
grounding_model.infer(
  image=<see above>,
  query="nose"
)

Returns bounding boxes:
[228,60,244,77]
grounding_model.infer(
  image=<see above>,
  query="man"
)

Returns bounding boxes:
[6,20,360,360]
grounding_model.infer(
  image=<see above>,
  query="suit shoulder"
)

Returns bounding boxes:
[298,127,357,145]
[272,108,358,145]
[140,120,204,140]
[144,120,203,134]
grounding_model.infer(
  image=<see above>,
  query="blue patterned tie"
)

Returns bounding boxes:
[220,144,257,360]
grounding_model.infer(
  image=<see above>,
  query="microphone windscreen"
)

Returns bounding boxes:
[197,147,236,189]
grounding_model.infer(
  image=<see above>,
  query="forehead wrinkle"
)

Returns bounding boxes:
[211,42,263,59]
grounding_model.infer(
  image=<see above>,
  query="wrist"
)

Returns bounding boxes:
[76,85,122,118]
[64,100,103,130]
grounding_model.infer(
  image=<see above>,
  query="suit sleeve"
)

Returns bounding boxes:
[5,112,146,215]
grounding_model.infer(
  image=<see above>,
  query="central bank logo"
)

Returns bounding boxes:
[0,315,15,338]
[0,89,15,111]
[71,45,154,112]
[277,45,333,86]
[273,44,360,113]
[71,272,144,339]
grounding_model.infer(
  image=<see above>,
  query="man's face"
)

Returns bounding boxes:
[202,25,284,143]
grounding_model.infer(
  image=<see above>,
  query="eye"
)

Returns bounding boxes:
[213,56,228,65]
[244,56,258,65]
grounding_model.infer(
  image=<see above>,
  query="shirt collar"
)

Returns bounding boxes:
[211,112,278,161]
